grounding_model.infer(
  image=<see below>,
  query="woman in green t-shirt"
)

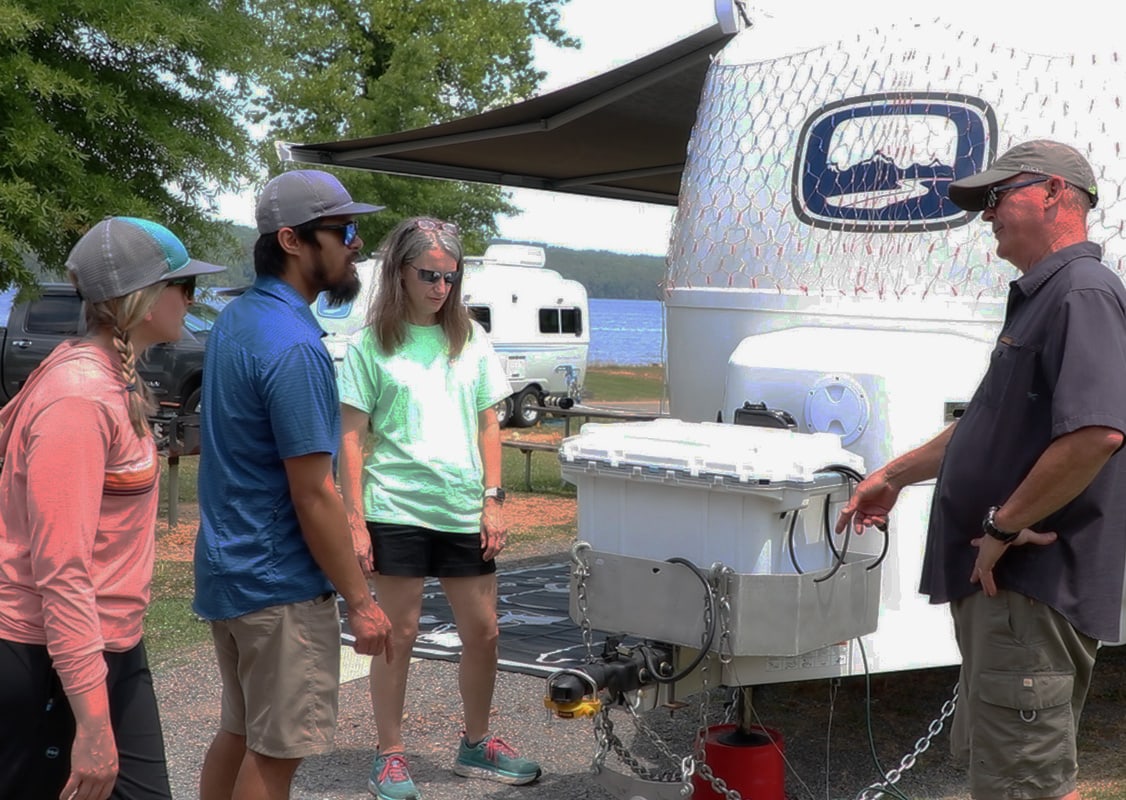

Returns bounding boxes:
[338,217,542,800]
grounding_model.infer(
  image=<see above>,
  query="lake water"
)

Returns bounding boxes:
[588,297,664,366]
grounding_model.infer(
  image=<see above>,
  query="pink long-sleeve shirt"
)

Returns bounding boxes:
[0,341,159,697]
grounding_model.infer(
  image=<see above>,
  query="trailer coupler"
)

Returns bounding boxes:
[543,641,674,719]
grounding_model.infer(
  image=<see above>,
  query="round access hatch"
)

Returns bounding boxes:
[804,374,869,446]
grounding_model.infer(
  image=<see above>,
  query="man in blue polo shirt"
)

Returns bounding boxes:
[838,140,1126,800]
[194,170,393,799]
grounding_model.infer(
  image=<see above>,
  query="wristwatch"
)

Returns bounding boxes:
[484,487,506,505]
[982,505,1019,544]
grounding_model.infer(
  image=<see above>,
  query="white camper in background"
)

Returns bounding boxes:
[310,245,589,429]
[462,244,589,428]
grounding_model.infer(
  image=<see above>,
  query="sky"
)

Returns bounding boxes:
[212,0,719,256]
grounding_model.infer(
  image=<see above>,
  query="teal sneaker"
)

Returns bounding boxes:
[368,751,420,800]
[452,734,542,785]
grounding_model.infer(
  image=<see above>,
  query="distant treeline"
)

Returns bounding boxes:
[30,226,668,301]
[539,246,665,300]
[215,231,667,301]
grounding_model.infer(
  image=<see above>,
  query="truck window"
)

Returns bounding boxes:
[468,305,491,332]
[25,295,82,335]
[539,307,582,336]
[0,289,14,328]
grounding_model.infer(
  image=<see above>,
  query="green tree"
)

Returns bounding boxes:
[0,0,267,289]
[251,0,578,255]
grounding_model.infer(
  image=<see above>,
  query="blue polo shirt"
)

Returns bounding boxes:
[194,277,337,620]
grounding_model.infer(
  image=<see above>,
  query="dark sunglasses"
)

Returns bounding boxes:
[309,220,359,247]
[413,218,459,235]
[410,265,460,285]
[166,276,196,300]
[984,177,1048,210]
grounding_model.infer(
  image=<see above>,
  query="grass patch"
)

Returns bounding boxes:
[583,364,664,403]
[145,560,210,664]
[501,434,575,497]
[159,455,199,505]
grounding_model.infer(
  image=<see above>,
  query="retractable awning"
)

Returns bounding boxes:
[279,23,736,206]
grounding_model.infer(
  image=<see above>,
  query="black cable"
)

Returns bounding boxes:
[786,509,804,574]
[817,464,892,573]
[856,638,913,800]
[637,557,716,684]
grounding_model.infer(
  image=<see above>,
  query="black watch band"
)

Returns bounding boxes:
[982,505,1019,544]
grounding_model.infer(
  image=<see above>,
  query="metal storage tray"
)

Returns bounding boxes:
[570,549,882,657]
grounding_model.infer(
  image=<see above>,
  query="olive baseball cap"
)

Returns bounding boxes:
[255,170,384,234]
[66,217,225,304]
[947,139,1098,211]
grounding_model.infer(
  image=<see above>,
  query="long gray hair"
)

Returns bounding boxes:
[367,217,472,358]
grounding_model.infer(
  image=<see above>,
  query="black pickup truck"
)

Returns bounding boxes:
[0,283,206,417]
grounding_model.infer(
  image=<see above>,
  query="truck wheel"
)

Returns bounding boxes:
[494,396,514,428]
[183,388,201,417]
[512,387,542,428]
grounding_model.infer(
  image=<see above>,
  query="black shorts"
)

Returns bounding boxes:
[367,522,497,578]
[0,638,171,800]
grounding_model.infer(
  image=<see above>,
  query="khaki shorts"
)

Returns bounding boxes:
[949,590,1097,799]
[210,593,341,759]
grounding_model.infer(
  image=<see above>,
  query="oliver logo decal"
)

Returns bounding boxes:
[792,93,996,232]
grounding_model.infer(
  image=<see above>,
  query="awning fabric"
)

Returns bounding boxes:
[281,24,734,206]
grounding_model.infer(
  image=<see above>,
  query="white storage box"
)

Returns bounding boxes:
[559,419,866,575]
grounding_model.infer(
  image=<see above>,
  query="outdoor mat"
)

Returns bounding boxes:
[340,561,616,677]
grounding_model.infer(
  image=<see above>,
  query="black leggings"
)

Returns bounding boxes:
[0,638,171,800]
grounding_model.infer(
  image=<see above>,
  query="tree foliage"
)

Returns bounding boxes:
[0,0,267,289]
[250,0,578,254]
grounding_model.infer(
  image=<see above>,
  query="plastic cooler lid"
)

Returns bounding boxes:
[559,419,865,483]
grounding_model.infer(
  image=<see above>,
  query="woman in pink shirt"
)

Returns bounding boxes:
[0,217,222,800]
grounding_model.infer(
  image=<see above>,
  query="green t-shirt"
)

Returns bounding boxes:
[338,322,511,533]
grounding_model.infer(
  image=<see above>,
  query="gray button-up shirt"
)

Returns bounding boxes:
[920,242,1126,641]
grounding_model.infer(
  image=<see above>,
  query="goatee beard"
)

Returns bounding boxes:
[317,262,362,307]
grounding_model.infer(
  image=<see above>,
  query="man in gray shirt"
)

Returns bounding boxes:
[838,140,1126,800]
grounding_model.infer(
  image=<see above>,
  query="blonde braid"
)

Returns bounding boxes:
[84,284,164,439]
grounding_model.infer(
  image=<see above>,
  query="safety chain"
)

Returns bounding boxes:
[716,566,735,665]
[680,564,746,800]
[575,551,747,800]
[855,682,959,800]
[594,708,682,781]
[569,541,596,663]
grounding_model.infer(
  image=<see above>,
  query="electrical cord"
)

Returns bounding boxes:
[787,509,804,574]
[637,556,716,684]
[817,464,891,573]
[855,638,913,800]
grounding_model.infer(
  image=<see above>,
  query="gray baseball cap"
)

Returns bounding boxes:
[67,217,225,304]
[948,139,1098,211]
[255,170,385,234]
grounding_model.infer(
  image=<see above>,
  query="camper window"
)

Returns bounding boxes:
[539,307,583,336]
[468,305,492,332]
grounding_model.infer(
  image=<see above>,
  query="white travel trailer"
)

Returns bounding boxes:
[283,0,1126,755]
[282,3,1126,795]
[310,245,588,428]
[462,244,589,428]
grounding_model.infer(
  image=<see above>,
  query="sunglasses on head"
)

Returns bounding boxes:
[983,177,1049,210]
[410,265,460,285]
[413,218,459,235]
[309,220,359,247]
[166,276,196,300]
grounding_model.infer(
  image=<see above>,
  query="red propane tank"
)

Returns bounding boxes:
[692,723,784,800]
